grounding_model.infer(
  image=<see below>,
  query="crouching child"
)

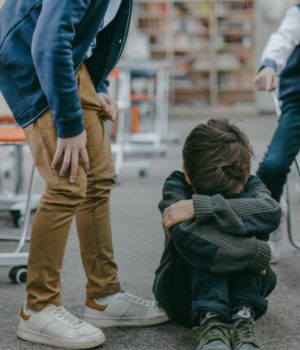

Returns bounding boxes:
[153,119,281,350]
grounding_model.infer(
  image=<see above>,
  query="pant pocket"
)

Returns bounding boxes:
[24,114,60,187]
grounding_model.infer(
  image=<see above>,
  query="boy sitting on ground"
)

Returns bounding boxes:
[153,119,281,350]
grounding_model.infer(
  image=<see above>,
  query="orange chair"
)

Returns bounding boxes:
[0,122,35,283]
[0,125,25,142]
[0,115,15,124]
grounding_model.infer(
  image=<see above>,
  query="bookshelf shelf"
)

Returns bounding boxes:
[134,0,256,109]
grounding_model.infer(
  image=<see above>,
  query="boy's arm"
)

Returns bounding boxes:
[158,170,193,214]
[31,0,92,139]
[254,6,300,92]
[159,172,271,274]
[170,223,271,275]
[260,6,300,75]
[192,176,281,238]
[162,173,281,238]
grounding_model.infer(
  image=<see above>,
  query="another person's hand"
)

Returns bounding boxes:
[97,93,118,121]
[162,199,195,233]
[254,67,277,92]
[51,130,89,184]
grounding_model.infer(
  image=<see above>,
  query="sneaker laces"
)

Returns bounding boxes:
[234,318,258,346]
[121,291,156,308]
[197,322,232,347]
[48,306,83,327]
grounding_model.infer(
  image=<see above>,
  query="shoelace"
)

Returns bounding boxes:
[48,306,83,327]
[235,319,257,344]
[198,323,232,345]
[121,291,156,308]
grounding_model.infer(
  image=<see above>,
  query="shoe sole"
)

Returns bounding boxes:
[84,314,169,328]
[17,327,106,349]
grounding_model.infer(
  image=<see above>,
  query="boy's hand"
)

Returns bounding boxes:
[97,93,118,121]
[51,130,89,184]
[254,67,277,92]
[162,200,195,232]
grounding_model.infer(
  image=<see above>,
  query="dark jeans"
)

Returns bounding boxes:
[257,101,300,202]
[190,266,267,324]
[153,245,268,327]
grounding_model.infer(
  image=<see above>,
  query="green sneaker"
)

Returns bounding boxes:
[232,317,264,350]
[196,322,232,350]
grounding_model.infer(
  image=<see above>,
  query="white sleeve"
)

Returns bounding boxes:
[261,6,300,74]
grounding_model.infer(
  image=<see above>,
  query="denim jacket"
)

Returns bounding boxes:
[0,0,132,138]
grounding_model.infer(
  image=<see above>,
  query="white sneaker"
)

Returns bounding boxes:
[17,304,105,349]
[84,291,169,328]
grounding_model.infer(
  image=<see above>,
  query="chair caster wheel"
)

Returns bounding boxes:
[9,266,27,284]
[10,210,24,228]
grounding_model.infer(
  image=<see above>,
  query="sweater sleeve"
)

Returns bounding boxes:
[158,170,193,214]
[170,220,271,275]
[260,6,300,74]
[159,172,271,274]
[31,0,101,138]
[193,176,281,238]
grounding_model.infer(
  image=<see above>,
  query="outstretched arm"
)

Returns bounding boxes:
[260,6,300,75]
[254,6,300,91]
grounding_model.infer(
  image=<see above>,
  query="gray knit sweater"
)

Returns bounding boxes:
[158,171,282,274]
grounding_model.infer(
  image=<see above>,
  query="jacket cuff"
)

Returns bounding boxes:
[249,241,271,273]
[260,59,278,74]
[192,194,213,223]
[96,79,110,94]
[56,118,85,139]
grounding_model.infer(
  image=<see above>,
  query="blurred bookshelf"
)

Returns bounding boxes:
[134,0,256,112]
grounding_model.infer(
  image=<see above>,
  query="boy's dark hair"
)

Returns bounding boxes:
[182,119,253,196]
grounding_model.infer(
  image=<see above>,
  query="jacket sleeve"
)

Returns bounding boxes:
[159,172,271,274]
[31,0,95,138]
[96,79,110,94]
[260,6,300,74]
[193,176,282,238]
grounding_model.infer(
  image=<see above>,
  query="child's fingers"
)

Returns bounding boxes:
[265,74,273,91]
[97,94,110,114]
[80,147,90,173]
[51,146,63,169]
[59,149,71,176]
[69,150,79,184]
[271,75,277,91]
[254,76,265,91]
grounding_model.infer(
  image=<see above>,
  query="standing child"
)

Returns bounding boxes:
[254,4,300,262]
[154,119,281,350]
[0,1,167,349]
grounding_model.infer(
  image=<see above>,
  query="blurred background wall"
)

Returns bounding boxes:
[0,0,298,116]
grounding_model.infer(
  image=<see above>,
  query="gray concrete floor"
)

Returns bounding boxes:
[1,114,300,350]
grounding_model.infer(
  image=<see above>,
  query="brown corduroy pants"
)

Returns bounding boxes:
[24,65,121,311]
